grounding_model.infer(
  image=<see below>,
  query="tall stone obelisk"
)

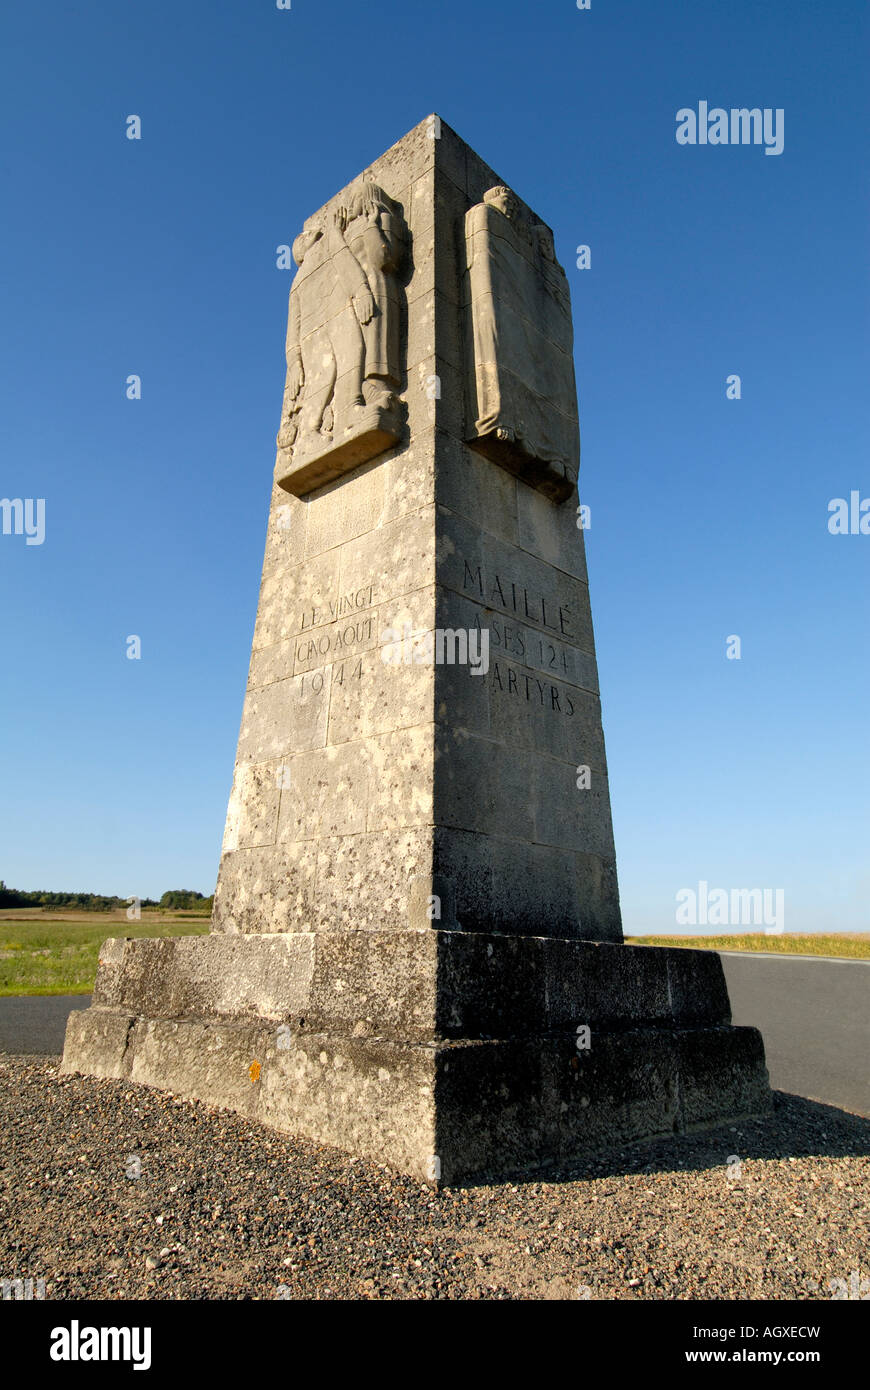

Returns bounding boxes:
[63,118,770,1183]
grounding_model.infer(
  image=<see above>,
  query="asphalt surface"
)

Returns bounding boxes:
[720,953,869,1118]
[0,993,90,1055]
[0,953,867,1116]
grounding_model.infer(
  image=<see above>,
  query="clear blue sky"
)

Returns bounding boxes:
[1,1,866,932]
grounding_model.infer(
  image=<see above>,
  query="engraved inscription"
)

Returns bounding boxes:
[297,583,377,634]
[471,613,575,680]
[491,662,576,718]
[292,578,379,675]
[295,615,375,673]
[461,558,572,637]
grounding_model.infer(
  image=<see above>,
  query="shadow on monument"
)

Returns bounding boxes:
[443,1091,870,1189]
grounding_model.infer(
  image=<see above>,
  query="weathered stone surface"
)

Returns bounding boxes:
[311,828,437,932]
[517,479,589,583]
[91,933,316,1020]
[62,1007,133,1081]
[464,186,580,500]
[212,842,317,934]
[62,999,769,1185]
[63,117,772,1183]
[258,1033,437,1178]
[80,932,732,1041]
[431,1026,769,1184]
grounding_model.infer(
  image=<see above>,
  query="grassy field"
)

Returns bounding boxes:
[0,908,211,996]
[625,933,870,960]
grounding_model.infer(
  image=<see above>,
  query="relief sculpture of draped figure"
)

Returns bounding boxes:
[276,180,407,496]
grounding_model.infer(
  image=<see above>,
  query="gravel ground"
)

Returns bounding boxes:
[1,1056,867,1301]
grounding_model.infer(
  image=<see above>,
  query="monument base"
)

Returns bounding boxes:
[276,403,403,497]
[62,932,771,1185]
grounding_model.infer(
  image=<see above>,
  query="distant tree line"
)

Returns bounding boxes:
[155,890,212,910]
[0,882,213,911]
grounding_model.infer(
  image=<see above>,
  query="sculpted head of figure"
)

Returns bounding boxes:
[483,185,521,222]
[534,223,556,263]
[347,180,390,222]
[292,215,323,267]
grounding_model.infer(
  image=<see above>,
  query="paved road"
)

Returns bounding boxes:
[0,994,91,1055]
[721,953,869,1118]
[1,954,867,1117]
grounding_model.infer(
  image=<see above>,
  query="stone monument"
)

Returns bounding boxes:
[62,118,771,1183]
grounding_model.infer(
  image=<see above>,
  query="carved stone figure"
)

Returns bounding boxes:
[276,181,407,495]
[464,185,579,500]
